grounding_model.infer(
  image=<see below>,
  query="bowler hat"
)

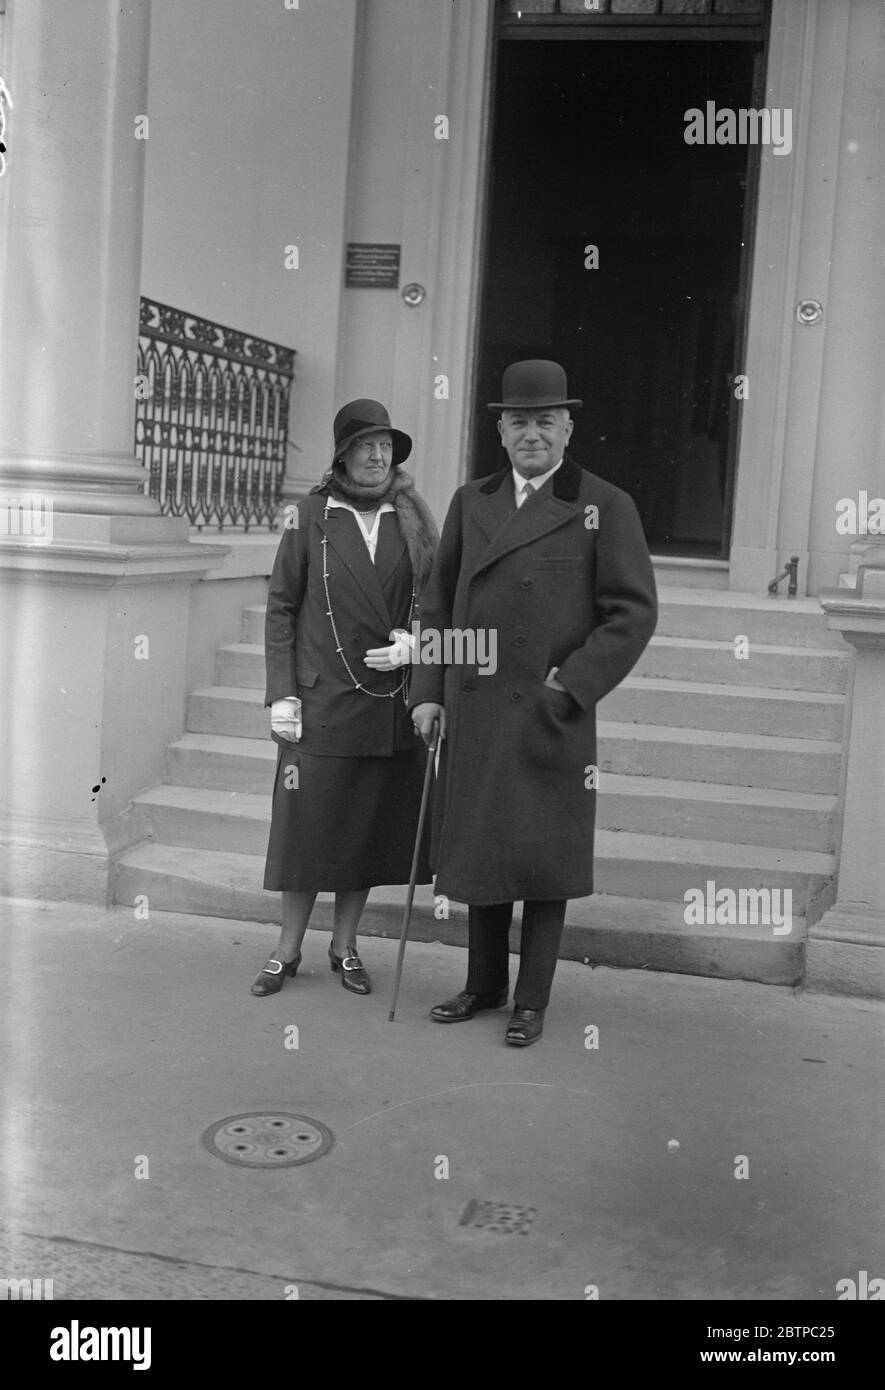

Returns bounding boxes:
[332,399,412,466]
[487,359,582,412]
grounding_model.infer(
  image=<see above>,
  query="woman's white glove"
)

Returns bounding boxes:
[364,628,415,671]
[270,696,302,742]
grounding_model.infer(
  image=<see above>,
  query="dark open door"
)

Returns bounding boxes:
[472,1,769,559]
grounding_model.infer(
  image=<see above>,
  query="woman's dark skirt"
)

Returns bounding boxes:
[263,741,433,893]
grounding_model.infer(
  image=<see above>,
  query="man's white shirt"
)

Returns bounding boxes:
[512,457,563,507]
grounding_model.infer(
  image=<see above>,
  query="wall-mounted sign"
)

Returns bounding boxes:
[346,243,401,289]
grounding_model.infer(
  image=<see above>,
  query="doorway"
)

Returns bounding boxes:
[473,31,766,557]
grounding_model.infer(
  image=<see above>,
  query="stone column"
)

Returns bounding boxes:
[806,556,885,997]
[728,0,845,594]
[0,0,224,904]
[0,0,165,520]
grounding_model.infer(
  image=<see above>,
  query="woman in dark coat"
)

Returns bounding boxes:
[251,400,438,997]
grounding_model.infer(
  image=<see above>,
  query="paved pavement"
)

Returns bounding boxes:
[1,896,882,1301]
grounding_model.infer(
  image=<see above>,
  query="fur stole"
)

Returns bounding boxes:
[312,467,439,594]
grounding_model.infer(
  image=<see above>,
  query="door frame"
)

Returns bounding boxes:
[728,0,851,594]
[466,0,772,566]
[431,1,838,593]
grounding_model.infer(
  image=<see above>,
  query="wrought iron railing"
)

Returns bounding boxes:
[135,297,296,530]
[767,554,800,598]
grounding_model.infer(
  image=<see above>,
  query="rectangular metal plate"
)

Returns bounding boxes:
[345,243,401,289]
[459,1200,537,1235]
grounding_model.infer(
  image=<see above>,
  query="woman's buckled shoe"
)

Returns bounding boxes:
[329,945,372,995]
[250,953,301,997]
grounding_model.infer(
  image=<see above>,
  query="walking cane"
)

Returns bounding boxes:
[388,716,440,1022]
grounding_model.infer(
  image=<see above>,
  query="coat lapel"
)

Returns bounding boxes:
[470,457,582,579]
[374,511,407,593]
[472,467,517,545]
[318,506,392,631]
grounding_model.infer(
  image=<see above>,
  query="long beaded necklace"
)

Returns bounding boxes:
[321,498,414,704]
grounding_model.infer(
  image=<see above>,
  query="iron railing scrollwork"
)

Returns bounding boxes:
[135,297,296,530]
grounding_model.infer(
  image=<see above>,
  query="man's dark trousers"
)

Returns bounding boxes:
[465,901,566,1010]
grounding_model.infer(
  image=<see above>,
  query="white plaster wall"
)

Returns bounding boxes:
[0,577,193,822]
[335,0,421,411]
[185,574,269,695]
[336,0,494,525]
[140,0,359,485]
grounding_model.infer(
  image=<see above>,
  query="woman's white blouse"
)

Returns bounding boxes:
[326,497,396,564]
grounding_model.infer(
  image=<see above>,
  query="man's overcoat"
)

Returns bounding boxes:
[409,456,657,904]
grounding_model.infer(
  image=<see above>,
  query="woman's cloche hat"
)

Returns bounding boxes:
[332,399,413,466]
[487,359,582,412]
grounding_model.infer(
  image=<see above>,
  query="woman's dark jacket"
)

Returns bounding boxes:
[264,493,419,756]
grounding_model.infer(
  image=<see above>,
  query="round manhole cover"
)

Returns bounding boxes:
[201,1112,334,1169]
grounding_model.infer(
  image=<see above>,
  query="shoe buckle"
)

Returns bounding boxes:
[341,955,363,971]
[262,959,284,976]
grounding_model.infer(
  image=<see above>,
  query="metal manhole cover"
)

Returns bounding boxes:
[201,1112,334,1168]
[459,1200,537,1235]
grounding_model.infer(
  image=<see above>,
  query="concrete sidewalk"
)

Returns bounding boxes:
[1,896,882,1301]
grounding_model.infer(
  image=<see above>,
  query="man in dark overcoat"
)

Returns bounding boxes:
[411,360,657,1046]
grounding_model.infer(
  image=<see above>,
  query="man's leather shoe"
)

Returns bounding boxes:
[505,1007,545,1046]
[430,989,508,1023]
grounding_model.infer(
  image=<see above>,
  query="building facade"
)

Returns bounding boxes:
[0,0,882,995]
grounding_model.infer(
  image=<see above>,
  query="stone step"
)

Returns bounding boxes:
[113,842,804,986]
[215,644,265,690]
[218,636,849,695]
[188,686,267,739]
[634,637,848,693]
[241,606,265,644]
[184,691,841,793]
[650,557,730,591]
[163,737,836,852]
[131,784,833,909]
[241,591,849,652]
[598,721,840,794]
[167,731,276,792]
[654,589,849,650]
[598,775,835,852]
[238,611,845,738]
[600,677,845,740]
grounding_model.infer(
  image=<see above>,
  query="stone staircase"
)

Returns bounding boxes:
[114,589,851,985]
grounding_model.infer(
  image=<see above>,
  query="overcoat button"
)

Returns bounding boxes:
[520,578,533,589]
[513,635,526,647]
[462,682,473,694]
[511,691,522,702]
